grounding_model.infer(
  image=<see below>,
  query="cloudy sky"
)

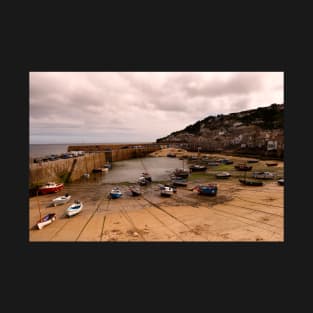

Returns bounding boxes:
[29,72,284,144]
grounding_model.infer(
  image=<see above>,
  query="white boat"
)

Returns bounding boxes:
[37,213,56,230]
[252,171,275,179]
[160,186,174,197]
[66,200,83,217]
[52,193,71,206]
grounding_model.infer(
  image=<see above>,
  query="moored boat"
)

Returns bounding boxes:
[171,179,188,187]
[110,187,123,199]
[172,168,189,178]
[252,171,274,179]
[52,193,71,206]
[239,179,263,186]
[129,186,141,196]
[189,165,207,172]
[160,185,175,197]
[266,162,278,167]
[66,200,83,217]
[36,213,56,230]
[216,172,231,179]
[277,178,284,185]
[38,182,64,195]
[195,184,218,196]
[234,164,252,171]
[247,159,259,163]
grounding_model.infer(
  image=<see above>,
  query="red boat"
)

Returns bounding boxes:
[38,182,64,195]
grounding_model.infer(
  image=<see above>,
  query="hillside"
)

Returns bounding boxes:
[156,103,284,159]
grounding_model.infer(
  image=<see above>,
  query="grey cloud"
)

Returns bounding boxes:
[29,72,283,143]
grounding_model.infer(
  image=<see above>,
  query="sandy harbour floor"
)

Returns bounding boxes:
[29,177,284,243]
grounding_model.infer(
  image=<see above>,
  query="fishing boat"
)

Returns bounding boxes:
[66,200,83,217]
[171,179,188,187]
[189,165,207,172]
[277,178,284,186]
[141,172,152,182]
[219,159,234,165]
[173,168,189,178]
[239,179,263,186]
[216,172,231,179]
[234,164,252,171]
[266,162,278,167]
[160,185,175,197]
[36,213,56,230]
[195,184,218,196]
[129,186,141,196]
[110,187,123,199]
[52,193,71,206]
[206,161,220,166]
[38,182,64,195]
[252,171,275,179]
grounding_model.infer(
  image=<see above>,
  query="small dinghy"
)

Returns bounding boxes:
[37,213,56,230]
[216,172,231,179]
[66,200,83,217]
[277,178,284,186]
[129,186,141,196]
[266,162,278,167]
[195,184,218,196]
[252,172,274,180]
[189,165,207,172]
[160,186,175,197]
[247,159,259,163]
[234,164,252,171]
[171,179,188,187]
[110,187,123,199]
[239,179,263,186]
[52,193,71,206]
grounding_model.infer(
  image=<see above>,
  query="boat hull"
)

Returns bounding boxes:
[37,214,56,230]
[52,195,71,206]
[38,184,64,195]
[66,203,83,217]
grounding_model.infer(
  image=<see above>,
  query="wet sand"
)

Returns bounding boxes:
[29,166,284,242]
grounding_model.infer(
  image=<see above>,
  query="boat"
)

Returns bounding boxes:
[103,163,112,169]
[266,162,278,167]
[216,172,231,179]
[206,161,220,166]
[110,187,123,199]
[171,179,188,187]
[239,179,263,186]
[129,186,141,196]
[92,167,107,173]
[195,184,218,196]
[172,168,189,178]
[160,185,175,197]
[252,171,274,179]
[52,193,71,206]
[82,173,90,178]
[247,159,259,163]
[38,182,64,195]
[66,200,83,217]
[167,153,176,157]
[277,178,284,186]
[234,164,252,171]
[189,165,207,172]
[36,213,56,230]
[141,172,152,182]
[217,159,234,165]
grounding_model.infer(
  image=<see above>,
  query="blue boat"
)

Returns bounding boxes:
[195,184,218,196]
[110,187,122,199]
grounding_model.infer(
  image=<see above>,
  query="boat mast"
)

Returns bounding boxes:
[36,190,42,221]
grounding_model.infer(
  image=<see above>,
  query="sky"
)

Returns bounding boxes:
[29,72,284,144]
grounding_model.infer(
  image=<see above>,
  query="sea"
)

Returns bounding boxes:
[29,142,152,158]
